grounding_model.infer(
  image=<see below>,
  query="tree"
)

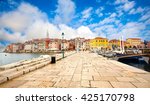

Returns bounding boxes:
[144,40,148,45]
[124,46,128,50]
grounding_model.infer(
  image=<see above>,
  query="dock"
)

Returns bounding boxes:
[0,51,150,88]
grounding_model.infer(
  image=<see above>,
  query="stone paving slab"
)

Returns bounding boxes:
[90,81,112,88]
[0,51,150,88]
[110,82,136,88]
[0,77,7,84]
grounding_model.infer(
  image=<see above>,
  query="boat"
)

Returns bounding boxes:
[118,56,150,72]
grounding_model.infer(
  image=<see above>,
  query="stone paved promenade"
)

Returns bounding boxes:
[0,52,150,88]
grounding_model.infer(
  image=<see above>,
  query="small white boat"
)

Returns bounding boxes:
[40,55,50,58]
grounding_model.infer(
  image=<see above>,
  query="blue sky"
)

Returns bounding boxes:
[0,0,150,46]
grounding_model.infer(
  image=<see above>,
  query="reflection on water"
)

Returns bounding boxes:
[118,56,150,72]
[0,53,42,66]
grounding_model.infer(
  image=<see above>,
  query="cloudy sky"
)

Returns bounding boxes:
[0,0,150,46]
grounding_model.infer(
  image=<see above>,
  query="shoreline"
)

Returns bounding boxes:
[0,51,76,85]
[0,51,74,66]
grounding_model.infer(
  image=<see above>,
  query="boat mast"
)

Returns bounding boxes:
[120,36,122,52]
[120,34,124,54]
[122,35,124,54]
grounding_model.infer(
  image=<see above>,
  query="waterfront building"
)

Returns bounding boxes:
[32,39,39,52]
[49,39,61,51]
[140,42,145,48]
[83,39,90,51]
[12,44,20,53]
[31,43,38,52]
[147,42,150,48]
[63,40,70,51]
[37,39,46,52]
[109,40,130,49]
[90,37,108,50]
[124,41,130,48]
[4,37,147,53]
[68,39,75,50]
[45,38,50,49]
[5,44,13,52]
[24,43,32,53]
[109,39,120,50]
[74,37,85,51]
[109,39,132,50]
[126,38,142,48]
[18,43,24,52]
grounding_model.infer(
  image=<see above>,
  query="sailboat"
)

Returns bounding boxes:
[113,34,125,55]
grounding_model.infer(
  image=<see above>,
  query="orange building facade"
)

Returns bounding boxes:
[126,38,142,48]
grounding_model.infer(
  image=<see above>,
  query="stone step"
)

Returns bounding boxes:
[0,57,47,70]
[5,71,24,80]
[36,63,46,69]
[28,66,37,72]
[22,68,30,74]
[0,77,7,84]
[0,63,22,70]
[0,68,17,76]
[0,52,75,85]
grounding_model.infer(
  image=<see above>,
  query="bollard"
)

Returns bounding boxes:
[51,56,56,64]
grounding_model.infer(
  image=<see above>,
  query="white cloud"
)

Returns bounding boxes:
[94,24,117,37]
[115,0,135,12]
[0,2,47,32]
[100,17,115,25]
[78,7,93,24]
[0,2,96,44]
[129,7,144,14]
[117,10,123,16]
[57,25,96,39]
[116,22,146,39]
[99,13,119,25]
[115,0,128,5]
[140,11,150,21]
[92,21,146,40]
[0,28,25,42]
[144,18,150,25]
[0,0,18,9]
[88,12,120,30]
[121,1,135,11]
[58,24,77,39]
[110,13,117,18]
[95,7,104,17]
[24,21,59,40]
[77,26,96,39]
[54,0,75,24]
[81,7,93,19]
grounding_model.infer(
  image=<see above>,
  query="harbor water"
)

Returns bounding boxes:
[0,53,42,66]
[118,56,150,72]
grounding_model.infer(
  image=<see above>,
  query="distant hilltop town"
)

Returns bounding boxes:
[4,37,150,53]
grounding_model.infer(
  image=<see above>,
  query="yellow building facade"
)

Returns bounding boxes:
[109,39,120,49]
[90,37,108,49]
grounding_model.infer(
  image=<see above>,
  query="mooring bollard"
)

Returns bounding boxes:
[51,56,56,64]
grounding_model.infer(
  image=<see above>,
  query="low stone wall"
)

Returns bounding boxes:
[0,51,76,84]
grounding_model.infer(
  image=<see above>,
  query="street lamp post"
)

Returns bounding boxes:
[62,32,64,58]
